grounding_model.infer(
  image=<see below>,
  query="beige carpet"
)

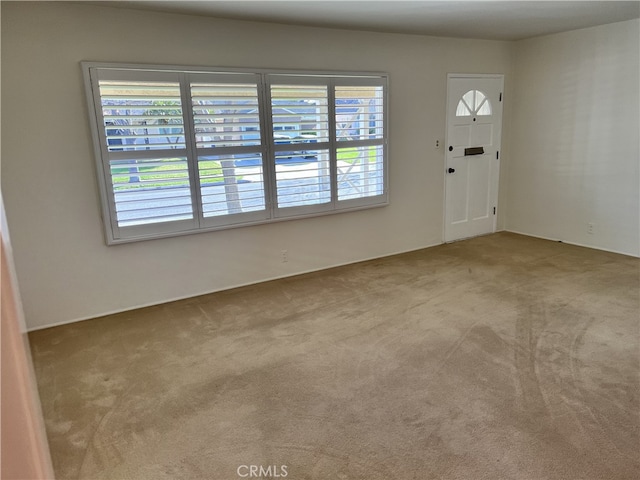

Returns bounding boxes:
[29,232,639,480]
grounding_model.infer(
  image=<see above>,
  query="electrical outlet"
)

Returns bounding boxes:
[281,250,288,263]
[435,139,441,149]
[587,223,595,235]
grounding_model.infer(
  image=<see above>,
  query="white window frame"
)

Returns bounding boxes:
[83,63,389,244]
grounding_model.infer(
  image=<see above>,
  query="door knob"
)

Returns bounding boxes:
[448,168,455,173]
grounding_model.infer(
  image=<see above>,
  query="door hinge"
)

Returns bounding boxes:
[493,207,496,215]
[499,92,502,102]
[496,151,500,159]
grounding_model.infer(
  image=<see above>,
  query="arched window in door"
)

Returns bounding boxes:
[456,90,492,117]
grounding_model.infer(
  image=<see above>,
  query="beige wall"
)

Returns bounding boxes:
[1,2,513,330]
[507,19,640,256]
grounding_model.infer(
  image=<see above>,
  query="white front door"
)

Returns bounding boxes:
[444,74,503,242]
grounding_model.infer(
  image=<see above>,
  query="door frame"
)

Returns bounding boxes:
[443,73,504,243]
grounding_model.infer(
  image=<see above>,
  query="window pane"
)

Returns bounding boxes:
[110,157,192,226]
[276,149,331,208]
[463,90,475,109]
[457,90,492,116]
[191,82,261,149]
[199,154,266,217]
[99,81,185,152]
[476,91,492,115]
[335,86,384,141]
[337,146,384,201]
[270,84,329,147]
[456,100,472,116]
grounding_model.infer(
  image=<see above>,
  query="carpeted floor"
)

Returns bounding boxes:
[29,232,639,480]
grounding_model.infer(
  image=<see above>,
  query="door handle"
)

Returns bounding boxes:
[448,168,455,174]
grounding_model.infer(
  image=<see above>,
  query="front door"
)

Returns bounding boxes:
[444,74,503,242]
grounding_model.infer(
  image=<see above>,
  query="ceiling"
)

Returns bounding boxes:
[101,0,640,41]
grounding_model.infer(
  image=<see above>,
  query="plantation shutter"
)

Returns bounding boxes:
[268,77,332,217]
[187,73,270,228]
[90,68,198,241]
[334,79,386,206]
[85,63,388,244]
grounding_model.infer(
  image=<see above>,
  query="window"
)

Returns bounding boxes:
[456,90,492,117]
[84,64,388,243]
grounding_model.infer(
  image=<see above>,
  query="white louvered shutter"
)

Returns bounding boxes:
[188,74,269,227]
[91,69,197,240]
[335,80,386,205]
[85,64,388,244]
[268,78,331,217]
